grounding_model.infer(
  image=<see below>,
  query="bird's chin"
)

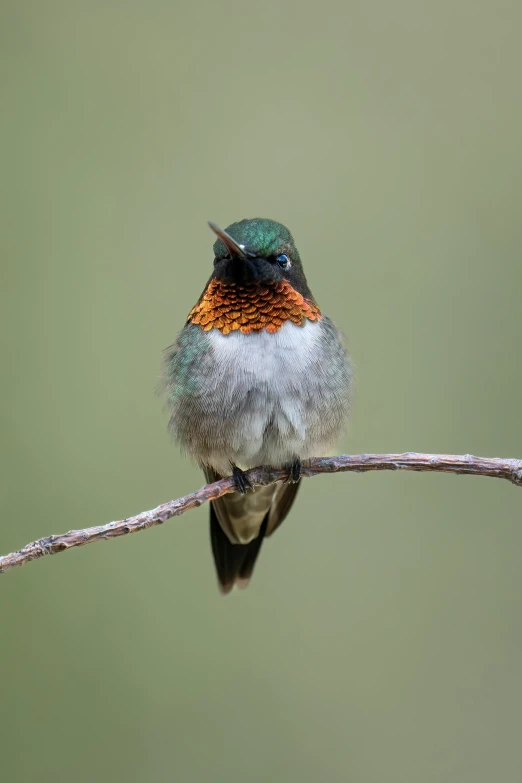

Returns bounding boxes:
[214,256,281,286]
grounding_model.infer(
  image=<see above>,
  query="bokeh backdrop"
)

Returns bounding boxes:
[3,2,522,781]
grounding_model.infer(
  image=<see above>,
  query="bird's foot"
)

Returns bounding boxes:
[285,458,302,484]
[232,464,254,495]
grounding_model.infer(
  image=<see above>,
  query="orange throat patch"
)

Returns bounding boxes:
[188,279,322,335]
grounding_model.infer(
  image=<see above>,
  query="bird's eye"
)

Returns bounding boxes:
[276,254,291,269]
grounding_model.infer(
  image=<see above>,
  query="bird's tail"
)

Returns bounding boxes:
[209,502,269,595]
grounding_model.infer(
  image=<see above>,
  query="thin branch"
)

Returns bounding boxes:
[1,452,521,575]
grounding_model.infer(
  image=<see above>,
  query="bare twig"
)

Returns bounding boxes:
[1,452,521,575]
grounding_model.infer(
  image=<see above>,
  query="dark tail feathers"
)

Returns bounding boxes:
[210,502,269,594]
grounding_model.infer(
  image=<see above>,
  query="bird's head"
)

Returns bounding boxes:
[209,218,312,299]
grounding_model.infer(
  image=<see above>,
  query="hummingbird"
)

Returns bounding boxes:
[163,218,352,593]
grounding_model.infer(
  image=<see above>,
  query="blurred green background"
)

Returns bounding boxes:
[2,1,522,781]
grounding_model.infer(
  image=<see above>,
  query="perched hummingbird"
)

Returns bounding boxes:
[164,219,352,593]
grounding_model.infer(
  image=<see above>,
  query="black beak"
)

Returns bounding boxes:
[208,221,255,259]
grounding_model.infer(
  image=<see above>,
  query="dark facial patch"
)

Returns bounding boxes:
[212,218,314,301]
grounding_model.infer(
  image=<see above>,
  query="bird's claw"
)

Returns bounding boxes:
[232,465,254,495]
[286,458,302,484]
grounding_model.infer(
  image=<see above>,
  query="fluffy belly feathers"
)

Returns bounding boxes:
[166,318,352,476]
